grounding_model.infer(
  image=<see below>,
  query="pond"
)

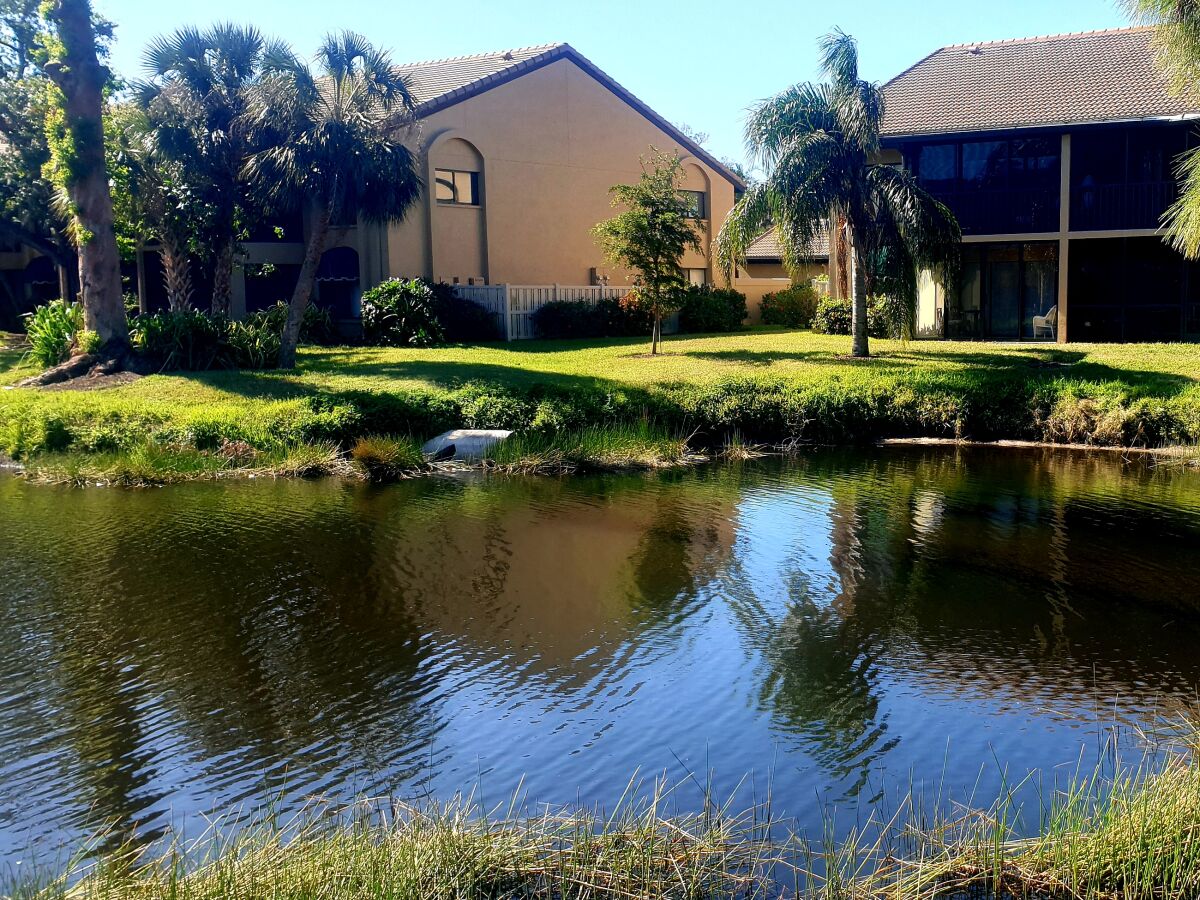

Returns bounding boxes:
[3,446,1200,868]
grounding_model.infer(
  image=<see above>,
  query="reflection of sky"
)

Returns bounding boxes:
[4,452,1200,869]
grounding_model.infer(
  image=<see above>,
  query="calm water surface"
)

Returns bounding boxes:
[3,447,1200,866]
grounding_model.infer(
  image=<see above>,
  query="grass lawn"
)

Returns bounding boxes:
[3,328,1200,481]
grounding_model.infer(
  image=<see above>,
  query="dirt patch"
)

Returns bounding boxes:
[38,371,143,392]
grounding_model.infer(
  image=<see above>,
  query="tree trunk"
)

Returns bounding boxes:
[160,233,194,311]
[651,310,660,355]
[848,227,869,359]
[57,263,71,303]
[279,201,332,369]
[42,0,127,351]
[135,241,147,314]
[210,238,234,317]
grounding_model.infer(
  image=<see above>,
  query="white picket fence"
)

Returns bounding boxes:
[454,283,633,340]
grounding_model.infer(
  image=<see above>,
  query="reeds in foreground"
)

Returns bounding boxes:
[11,739,1200,899]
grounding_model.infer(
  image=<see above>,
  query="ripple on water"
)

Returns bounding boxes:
[2,447,1200,865]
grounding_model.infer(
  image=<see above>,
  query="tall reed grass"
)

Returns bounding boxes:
[14,728,1200,900]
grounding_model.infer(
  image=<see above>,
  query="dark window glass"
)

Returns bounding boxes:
[917,143,957,190]
[435,169,480,205]
[1009,137,1059,190]
[680,189,706,218]
[961,141,1007,188]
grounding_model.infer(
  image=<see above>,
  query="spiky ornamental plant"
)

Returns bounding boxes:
[1124,1,1200,258]
[716,29,960,357]
[247,31,422,368]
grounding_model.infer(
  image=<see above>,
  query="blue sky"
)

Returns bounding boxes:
[95,0,1127,167]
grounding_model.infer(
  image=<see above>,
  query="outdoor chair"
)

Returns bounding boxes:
[1033,305,1057,340]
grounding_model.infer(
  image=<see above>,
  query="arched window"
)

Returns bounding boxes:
[315,246,361,318]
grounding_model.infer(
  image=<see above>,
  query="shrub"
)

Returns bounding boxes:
[226,319,283,369]
[132,310,228,370]
[22,299,83,368]
[76,330,102,355]
[676,285,747,333]
[245,302,338,347]
[760,283,819,328]
[434,294,501,342]
[532,300,603,339]
[811,295,904,338]
[532,296,652,339]
[361,278,446,346]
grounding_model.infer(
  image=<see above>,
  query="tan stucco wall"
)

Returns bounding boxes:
[734,261,827,323]
[388,57,737,288]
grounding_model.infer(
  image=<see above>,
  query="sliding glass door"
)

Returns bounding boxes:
[952,242,1058,339]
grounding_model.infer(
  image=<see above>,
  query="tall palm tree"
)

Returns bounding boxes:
[140,24,269,316]
[717,29,960,357]
[1123,1,1200,257]
[248,32,422,368]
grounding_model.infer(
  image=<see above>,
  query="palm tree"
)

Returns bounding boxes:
[140,24,270,316]
[717,29,960,357]
[248,32,421,369]
[1123,1,1200,257]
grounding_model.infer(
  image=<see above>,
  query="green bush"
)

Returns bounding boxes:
[361,278,446,346]
[247,302,338,346]
[226,319,283,369]
[131,310,227,370]
[811,295,904,338]
[434,292,501,342]
[676,285,747,333]
[760,283,819,328]
[532,297,651,339]
[22,299,83,367]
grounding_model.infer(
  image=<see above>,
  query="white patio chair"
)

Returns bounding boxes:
[1033,305,1057,340]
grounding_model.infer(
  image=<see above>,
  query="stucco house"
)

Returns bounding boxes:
[0,43,745,329]
[877,27,1200,342]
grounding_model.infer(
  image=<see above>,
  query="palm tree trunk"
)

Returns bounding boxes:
[210,238,235,317]
[135,241,147,313]
[848,230,869,358]
[279,201,332,369]
[43,0,127,352]
[160,233,194,311]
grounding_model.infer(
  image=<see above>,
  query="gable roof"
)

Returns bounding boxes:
[881,26,1200,138]
[745,227,829,262]
[396,43,745,189]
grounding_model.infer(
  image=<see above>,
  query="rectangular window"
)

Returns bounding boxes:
[916,143,957,191]
[680,190,707,218]
[435,169,480,205]
[686,267,706,286]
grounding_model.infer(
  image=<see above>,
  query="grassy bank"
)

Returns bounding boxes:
[3,330,1200,483]
[16,734,1200,900]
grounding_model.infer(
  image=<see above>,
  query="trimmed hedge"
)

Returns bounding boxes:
[760,284,819,328]
[676,285,747,333]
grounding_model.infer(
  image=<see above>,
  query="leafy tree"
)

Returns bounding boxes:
[247,32,422,368]
[592,150,702,355]
[0,1,77,309]
[40,0,127,351]
[716,29,959,357]
[1124,1,1200,257]
[138,24,271,315]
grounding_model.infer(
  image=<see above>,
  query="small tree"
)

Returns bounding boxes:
[592,150,702,355]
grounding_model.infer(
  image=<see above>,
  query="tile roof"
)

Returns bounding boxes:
[398,44,566,110]
[395,44,745,188]
[881,26,1200,138]
[745,227,829,261]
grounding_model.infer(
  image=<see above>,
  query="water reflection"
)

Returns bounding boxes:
[2,447,1200,865]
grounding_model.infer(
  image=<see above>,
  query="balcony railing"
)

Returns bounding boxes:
[930,187,1059,235]
[1070,181,1176,232]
